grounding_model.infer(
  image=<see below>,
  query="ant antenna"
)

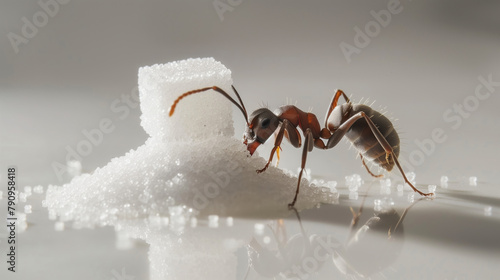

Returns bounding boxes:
[169,86,249,125]
[231,85,249,123]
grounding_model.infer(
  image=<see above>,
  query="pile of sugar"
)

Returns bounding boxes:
[45,58,338,229]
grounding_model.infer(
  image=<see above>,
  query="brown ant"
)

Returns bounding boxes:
[169,86,433,207]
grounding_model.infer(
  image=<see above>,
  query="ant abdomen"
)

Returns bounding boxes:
[346,104,400,172]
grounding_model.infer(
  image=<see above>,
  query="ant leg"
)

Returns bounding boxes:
[358,113,433,197]
[324,89,350,128]
[349,207,362,228]
[393,155,433,196]
[289,128,314,208]
[275,146,281,167]
[257,120,289,173]
[276,121,302,167]
[326,112,433,197]
[243,262,251,280]
[390,197,425,237]
[271,129,282,167]
[283,119,302,148]
[360,153,384,178]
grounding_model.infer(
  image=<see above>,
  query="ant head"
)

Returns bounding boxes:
[170,85,282,156]
[244,108,280,155]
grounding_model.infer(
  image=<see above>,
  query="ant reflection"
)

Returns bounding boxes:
[244,200,424,279]
[244,208,339,279]
[333,197,424,279]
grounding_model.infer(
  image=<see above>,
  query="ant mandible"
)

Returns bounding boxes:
[169,85,433,207]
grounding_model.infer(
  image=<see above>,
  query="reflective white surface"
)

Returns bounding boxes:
[0,181,499,279]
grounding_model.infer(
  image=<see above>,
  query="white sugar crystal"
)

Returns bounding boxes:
[138,192,150,204]
[440,175,449,188]
[17,213,26,222]
[45,58,329,229]
[169,206,191,234]
[374,198,392,212]
[428,185,437,193]
[24,205,32,214]
[484,206,492,216]
[326,180,337,191]
[19,192,27,203]
[147,215,169,228]
[312,179,326,186]
[407,193,415,203]
[349,191,359,200]
[24,186,32,195]
[297,168,312,181]
[18,222,28,233]
[139,57,234,141]
[469,176,477,186]
[226,217,233,227]
[407,172,416,184]
[263,236,271,244]
[379,178,391,187]
[55,221,65,231]
[48,209,57,220]
[440,175,448,183]
[33,185,44,194]
[148,215,163,228]
[380,185,391,195]
[116,231,134,250]
[385,197,395,206]
[67,160,82,177]
[346,174,363,192]
[208,215,219,228]
[254,223,265,235]
[397,184,404,192]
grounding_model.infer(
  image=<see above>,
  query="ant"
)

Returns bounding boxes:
[169,85,433,207]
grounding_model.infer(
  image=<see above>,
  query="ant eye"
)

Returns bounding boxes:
[261,118,271,128]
